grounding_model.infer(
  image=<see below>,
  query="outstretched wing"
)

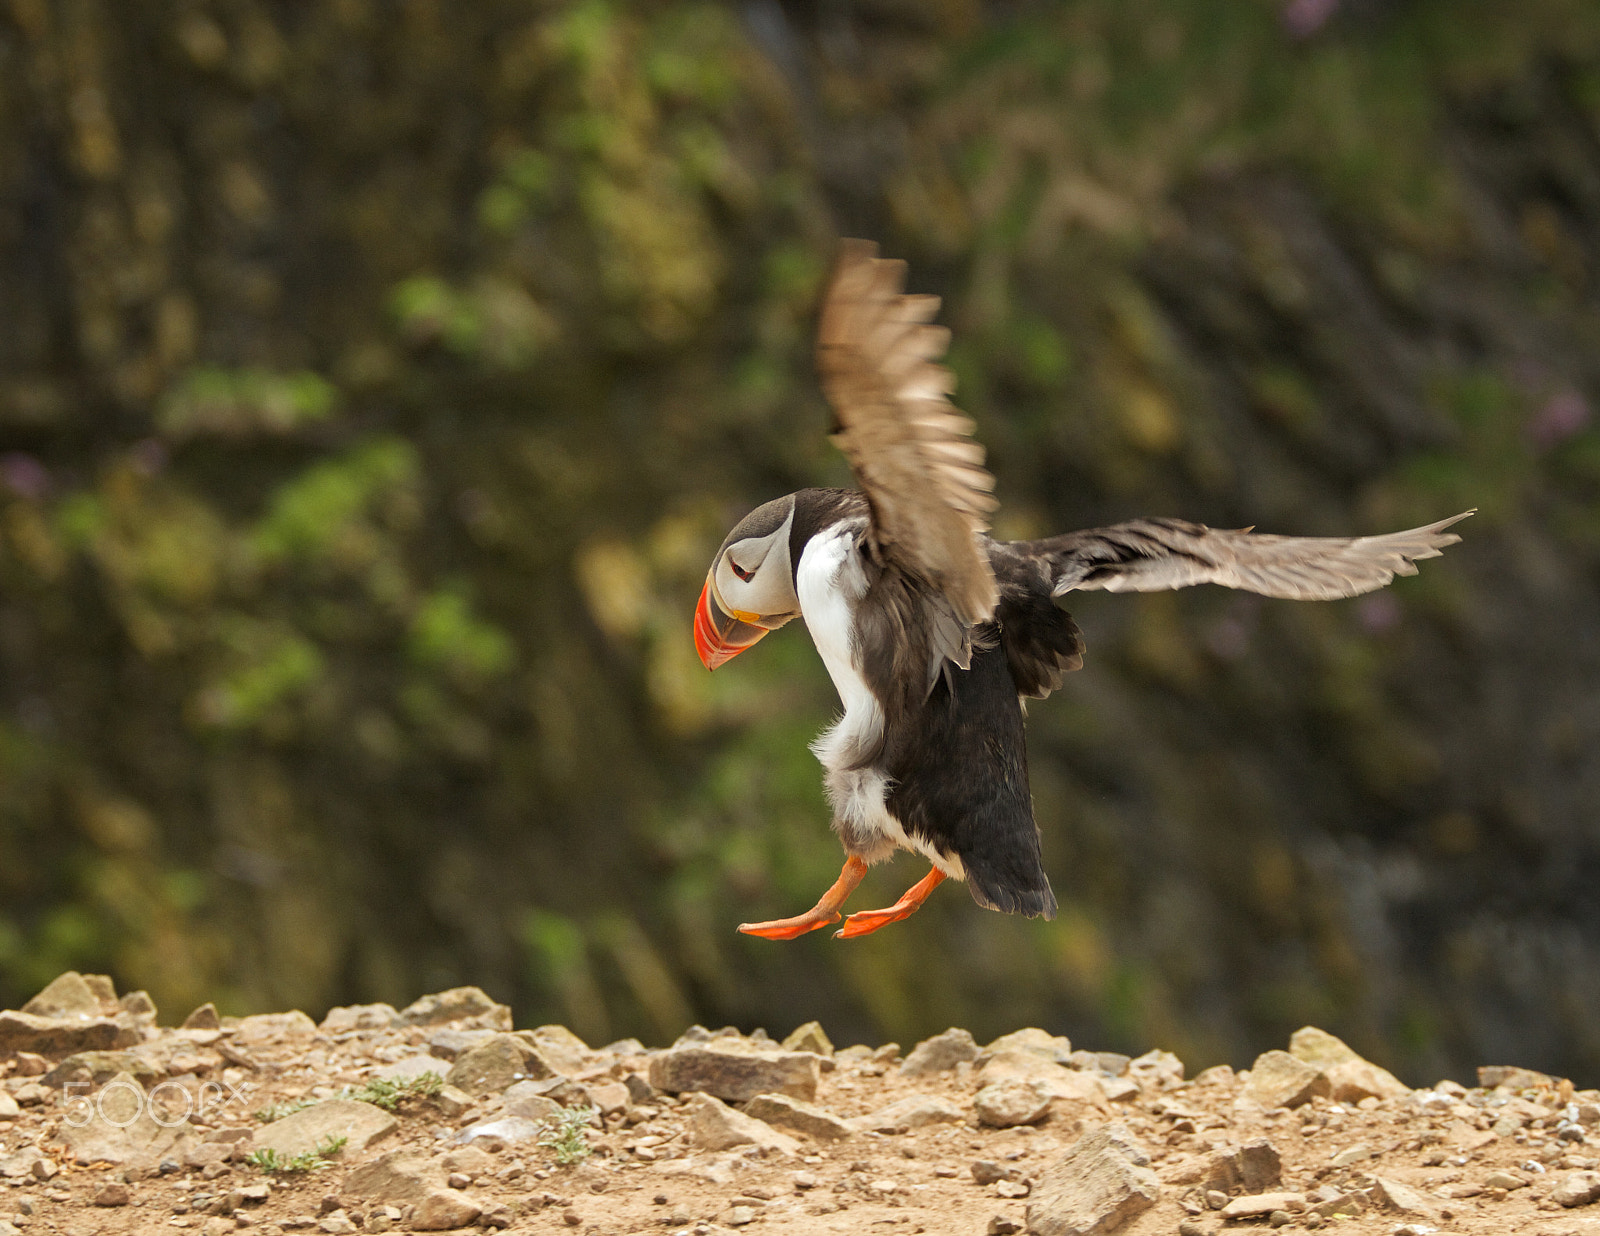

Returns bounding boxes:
[816,240,999,629]
[1024,512,1473,600]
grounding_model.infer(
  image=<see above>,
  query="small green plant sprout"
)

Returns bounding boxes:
[254,1073,444,1123]
[537,1105,597,1167]
[341,1072,444,1111]
[253,1098,315,1124]
[246,1135,348,1174]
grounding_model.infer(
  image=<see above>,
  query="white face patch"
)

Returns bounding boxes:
[711,509,799,626]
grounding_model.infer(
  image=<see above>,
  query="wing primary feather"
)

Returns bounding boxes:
[817,241,1000,633]
[1026,510,1473,600]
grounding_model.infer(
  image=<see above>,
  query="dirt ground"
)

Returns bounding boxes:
[2,977,1599,1236]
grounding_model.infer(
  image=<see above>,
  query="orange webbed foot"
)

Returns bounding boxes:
[737,856,868,941]
[835,867,947,939]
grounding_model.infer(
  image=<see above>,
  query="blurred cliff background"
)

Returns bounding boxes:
[2,0,1600,1086]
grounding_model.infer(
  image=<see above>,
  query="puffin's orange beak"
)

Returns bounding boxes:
[695,576,771,670]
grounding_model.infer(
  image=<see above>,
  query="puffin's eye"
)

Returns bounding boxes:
[729,559,755,583]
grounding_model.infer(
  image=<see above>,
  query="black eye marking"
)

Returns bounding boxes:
[729,559,755,582]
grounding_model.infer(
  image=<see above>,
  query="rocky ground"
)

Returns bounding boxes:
[1,974,1598,1236]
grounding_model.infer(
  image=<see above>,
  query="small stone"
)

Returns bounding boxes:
[0,1093,17,1121]
[727,1205,758,1225]
[318,1004,399,1033]
[369,1055,450,1084]
[1328,1143,1374,1167]
[1218,1193,1305,1220]
[792,1172,819,1190]
[1312,1191,1367,1218]
[975,1080,1051,1128]
[395,987,512,1029]
[1127,1049,1184,1091]
[410,1189,483,1231]
[445,1035,554,1095]
[52,1071,193,1166]
[1268,1210,1293,1228]
[22,971,108,1019]
[182,1003,222,1030]
[682,1092,800,1154]
[899,1028,979,1077]
[1026,1124,1159,1236]
[43,1050,164,1090]
[987,1217,1023,1236]
[0,1009,136,1056]
[649,1044,820,1103]
[232,1011,317,1043]
[1177,1223,1205,1236]
[1199,1139,1281,1194]
[1552,1170,1600,1207]
[318,1210,357,1235]
[94,1181,131,1206]
[782,1021,833,1056]
[996,1179,1031,1198]
[514,1026,596,1076]
[1206,1190,1228,1209]
[851,1095,965,1133]
[1481,1171,1526,1190]
[972,1161,1019,1186]
[251,1099,397,1160]
[432,1084,473,1118]
[1245,1051,1331,1110]
[577,1078,630,1115]
[624,1073,657,1104]
[1366,1175,1438,1218]
[456,1116,547,1147]
[562,1209,582,1226]
[744,1093,853,1141]
[981,1028,1073,1064]
[1288,1027,1410,1102]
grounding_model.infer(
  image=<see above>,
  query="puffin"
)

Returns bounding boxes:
[694,240,1471,941]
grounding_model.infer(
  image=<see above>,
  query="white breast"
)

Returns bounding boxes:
[795,526,965,879]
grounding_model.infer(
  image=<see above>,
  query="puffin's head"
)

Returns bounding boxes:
[695,495,802,670]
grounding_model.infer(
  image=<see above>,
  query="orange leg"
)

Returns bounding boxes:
[836,867,947,939]
[739,856,869,940]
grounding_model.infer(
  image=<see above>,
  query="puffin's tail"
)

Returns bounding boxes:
[964,850,1058,920]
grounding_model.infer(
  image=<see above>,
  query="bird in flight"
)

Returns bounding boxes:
[694,240,1471,940]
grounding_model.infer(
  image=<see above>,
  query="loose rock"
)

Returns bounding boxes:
[782,1021,833,1056]
[445,1034,554,1095]
[852,1094,966,1133]
[51,1071,195,1166]
[1025,1123,1160,1236]
[1552,1170,1600,1207]
[395,987,512,1030]
[1288,1027,1409,1103]
[975,1080,1052,1128]
[1245,1050,1331,1110]
[900,1028,980,1077]
[744,1092,854,1140]
[1218,1192,1305,1219]
[251,1099,397,1159]
[681,1092,800,1154]
[649,1043,820,1103]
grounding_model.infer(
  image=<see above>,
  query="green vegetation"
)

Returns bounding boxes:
[537,1105,597,1167]
[254,1073,444,1123]
[246,1136,347,1174]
